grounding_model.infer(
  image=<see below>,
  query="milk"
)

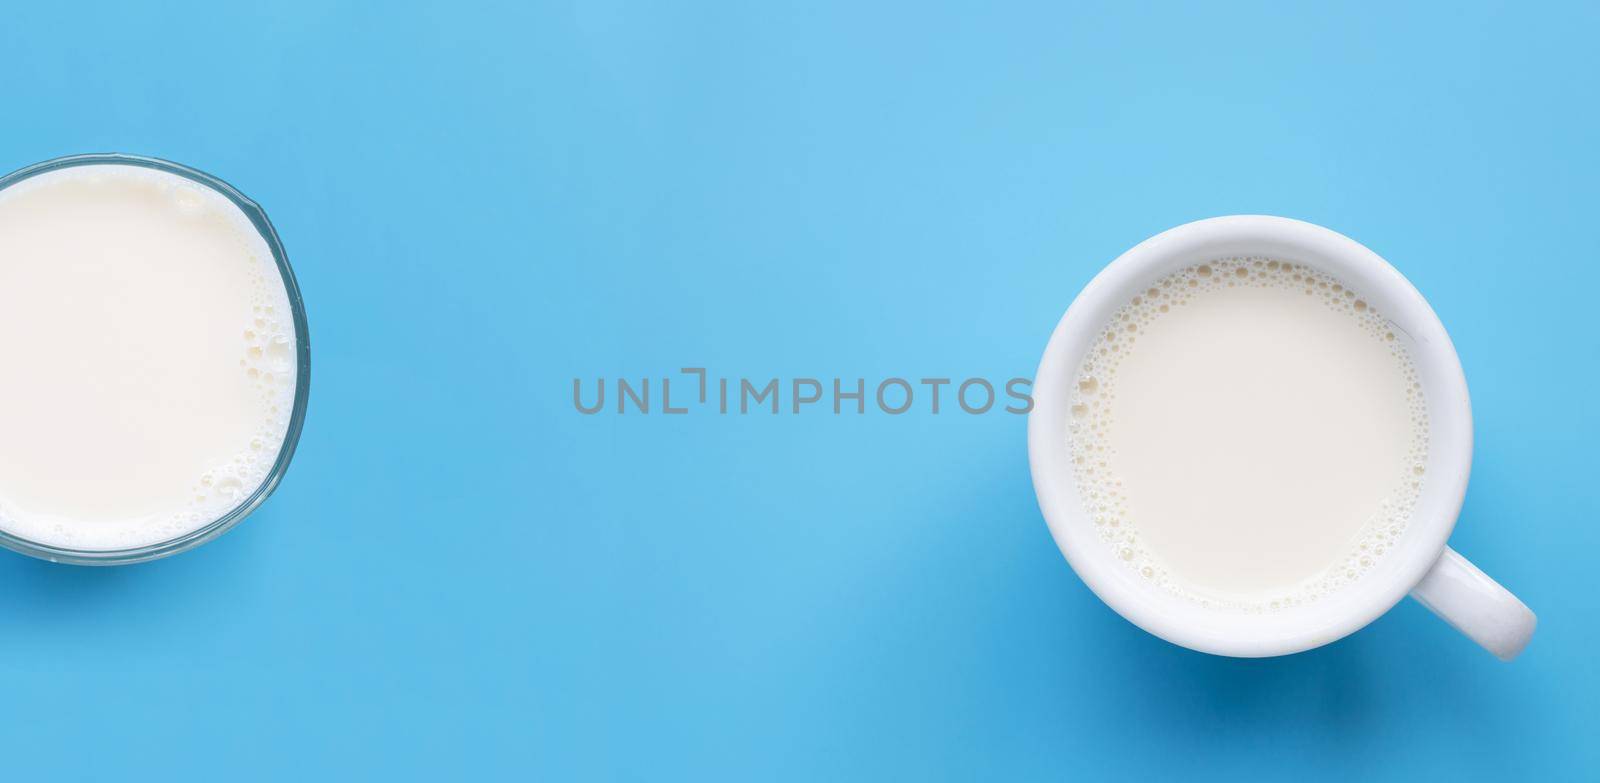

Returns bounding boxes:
[1067,259,1427,610]
[0,164,297,550]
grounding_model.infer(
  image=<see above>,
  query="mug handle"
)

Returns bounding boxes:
[1409,547,1536,661]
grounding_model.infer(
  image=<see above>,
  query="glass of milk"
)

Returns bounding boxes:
[0,154,310,565]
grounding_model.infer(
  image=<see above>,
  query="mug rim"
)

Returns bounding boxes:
[0,153,311,565]
[1028,215,1472,656]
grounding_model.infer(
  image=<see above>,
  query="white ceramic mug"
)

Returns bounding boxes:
[1028,215,1536,660]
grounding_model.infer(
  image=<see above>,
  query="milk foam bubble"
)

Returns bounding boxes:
[1067,258,1427,611]
[0,164,298,551]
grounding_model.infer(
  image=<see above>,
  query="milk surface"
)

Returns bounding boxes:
[1068,259,1427,610]
[0,164,297,550]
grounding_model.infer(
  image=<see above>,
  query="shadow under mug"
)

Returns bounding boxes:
[1029,215,1534,660]
[0,153,311,566]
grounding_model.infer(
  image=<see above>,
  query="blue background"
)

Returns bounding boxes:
[2,1,1595,780]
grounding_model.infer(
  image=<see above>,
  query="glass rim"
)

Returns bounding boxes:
[0,152,311,565]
